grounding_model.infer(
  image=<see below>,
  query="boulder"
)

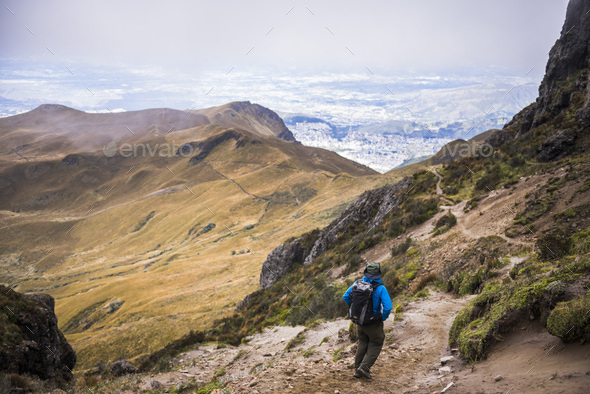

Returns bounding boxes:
[484,129,514,148]
[537,129,576,162]
[259,238,305,289]
[0,286,76,381]
[111,359,137,376]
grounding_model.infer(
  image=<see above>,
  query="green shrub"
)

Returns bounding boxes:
[443,186,459,195]
[285,330,306,351]
[475,165,502,191]
[546,294,590,342]
[381,269,400,293]
[509,155,525,167]
[537,228,572,260]
[435,212,457,229]
[391,237,412,256]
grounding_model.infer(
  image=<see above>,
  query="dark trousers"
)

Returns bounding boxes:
[355,321,385,370]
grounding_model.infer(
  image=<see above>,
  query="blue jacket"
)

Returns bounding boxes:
[343,277,392,321]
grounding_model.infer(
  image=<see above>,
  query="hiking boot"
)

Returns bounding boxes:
[357,367,372,379]
[353,369,362,378]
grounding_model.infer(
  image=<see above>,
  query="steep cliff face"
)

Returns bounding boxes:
[485,0,590,157]
[519,0,590,134]
[259,178,411,289]
[0,286,76,381]
[535,0,590,128]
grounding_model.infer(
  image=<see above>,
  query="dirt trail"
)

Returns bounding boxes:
[129,288,589,394]
[281,291,471,394]
[363,168,538,264]
[131,292,472,393]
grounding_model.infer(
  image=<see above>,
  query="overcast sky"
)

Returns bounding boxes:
[0,0,569,77]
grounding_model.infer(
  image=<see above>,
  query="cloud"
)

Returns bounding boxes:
[0,0,569,74]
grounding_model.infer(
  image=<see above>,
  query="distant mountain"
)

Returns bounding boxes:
[195,101,297,142]
[0,101,301,164]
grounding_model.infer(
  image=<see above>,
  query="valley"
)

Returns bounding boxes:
[1,0,590,393]
[0,102,397,369]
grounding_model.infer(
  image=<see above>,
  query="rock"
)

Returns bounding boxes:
[494,375,503,382]
[258,177,410,286]
[440,356,455,365]
[249,380,258,387]
[438,366,452,375]
[111,359,137,376]
[441,382,454,393]
[537,129,576,162]
[529,0,590,130]
[337,328,348,342]
[303,178,411,265]
[259,238,306,289]
[484,129,514,148]
[0,286,76,381]
[149,380,163,390]
[235,290,261,311]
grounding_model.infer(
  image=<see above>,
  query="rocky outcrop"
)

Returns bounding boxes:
[533,0,590,129]
[486,0,590,147]
[260,239,306,289]
[0,286,76,381]
[258,178,411,289]
[484,129,515,148]
[537,129,577,162]
[303,178,410,265]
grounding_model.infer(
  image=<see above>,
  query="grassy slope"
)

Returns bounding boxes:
[0,116,394,369]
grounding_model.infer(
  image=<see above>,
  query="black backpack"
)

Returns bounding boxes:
[348,279,382,326]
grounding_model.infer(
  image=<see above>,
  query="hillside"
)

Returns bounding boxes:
[2,0,590,391]
[0,101,389,370]
[93,1,590,392]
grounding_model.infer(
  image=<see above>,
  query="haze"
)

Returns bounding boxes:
[1,0,568,75]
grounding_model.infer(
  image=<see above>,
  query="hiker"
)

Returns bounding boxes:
[343,262,392,379]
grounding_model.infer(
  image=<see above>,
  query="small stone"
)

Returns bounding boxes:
[494,375,503,382]
[440,356,455,365]
[335,391,340,394]
[441,382,454,393]
[149,380,163,390]
[438,366,452,375]
[263,353,272,357]
[249,380,258,387]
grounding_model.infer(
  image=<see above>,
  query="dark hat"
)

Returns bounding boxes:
[364,262,381,279]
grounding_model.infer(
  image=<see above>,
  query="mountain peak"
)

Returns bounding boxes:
[33,103,79,114]
[197,101,297,142]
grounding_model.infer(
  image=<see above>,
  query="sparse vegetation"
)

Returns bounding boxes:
[133,211,155,232]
